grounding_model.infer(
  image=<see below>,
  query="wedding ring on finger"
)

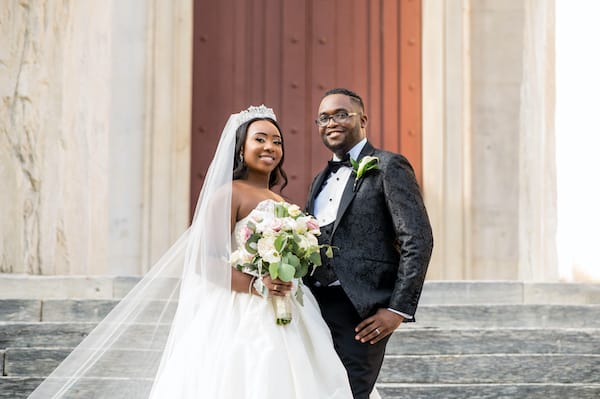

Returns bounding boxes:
[375,328,381,335]
[273,284,279,292]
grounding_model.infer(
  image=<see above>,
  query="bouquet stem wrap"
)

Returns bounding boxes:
[272,293,292,325]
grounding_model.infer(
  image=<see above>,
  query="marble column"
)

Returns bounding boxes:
[422,0,559,281]
[0,1,111,274]
[0,0,192,276]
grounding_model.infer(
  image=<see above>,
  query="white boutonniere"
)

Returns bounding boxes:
[350,156,380,191]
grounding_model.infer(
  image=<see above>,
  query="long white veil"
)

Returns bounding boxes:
[28,105,277,399]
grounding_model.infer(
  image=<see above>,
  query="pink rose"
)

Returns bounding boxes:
[270,220,283,232]
[306,219,320,235]
[242,226,253,241]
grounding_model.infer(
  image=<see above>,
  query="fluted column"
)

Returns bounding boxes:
[0,1,111,274]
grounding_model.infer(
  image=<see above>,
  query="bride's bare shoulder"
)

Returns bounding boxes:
[232,180,283,220]
[231,181,254,209]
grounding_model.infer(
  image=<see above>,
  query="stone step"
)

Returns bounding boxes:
[2,275,600,304]
[386,328,600,355]
[377,354,600,384]
[2,378,599,399]
[0,299,40,322]
[40,299,177,323]
[419,281,600,305]
[376,383,600,399]
[2,379,599,399]
[5,346,599,384]
[0,377,43,399]
[0,299,178,322]
[0,322,89,349]
[3,348,70,378]
[0,376,150,399]
[5,298,599,328]
[0,322,170,349]
[412,304,600,328]
[0,275,140,300]
[2,323,598,355]
[42,299,120,322]
[3,348,162,378]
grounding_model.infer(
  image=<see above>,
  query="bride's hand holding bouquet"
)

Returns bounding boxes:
[231,201,332,325]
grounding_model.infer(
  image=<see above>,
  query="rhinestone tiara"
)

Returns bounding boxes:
[236,105,276,125]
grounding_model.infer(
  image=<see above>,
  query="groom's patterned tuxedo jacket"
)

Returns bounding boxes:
[305,141,434,320]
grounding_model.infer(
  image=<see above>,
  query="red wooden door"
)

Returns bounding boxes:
[191,0,422,216]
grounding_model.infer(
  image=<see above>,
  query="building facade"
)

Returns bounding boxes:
[2,0,590,281]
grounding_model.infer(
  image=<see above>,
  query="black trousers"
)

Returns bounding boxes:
[311,285,389,399]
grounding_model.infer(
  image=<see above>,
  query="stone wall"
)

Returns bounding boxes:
[469,0,526,279]
[422,0,558,280]
[2,0,563,280]
[0,1,111,274]
[0,0,192,275]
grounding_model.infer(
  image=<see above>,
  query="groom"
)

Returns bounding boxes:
[305,88,433,399]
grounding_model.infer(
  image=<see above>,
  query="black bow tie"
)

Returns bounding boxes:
[327,154,352,173]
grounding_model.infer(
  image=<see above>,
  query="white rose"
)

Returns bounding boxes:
[231,248,254,265]
[294,216,313,234]
[287,204,302,218]
[305,233,318,248]
[257,235,280,263]
[296,235,310,251]
[296,233,319,253]
[281,217,298,232]
[230,249,243,266]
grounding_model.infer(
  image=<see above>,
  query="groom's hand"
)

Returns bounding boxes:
[354,308,404,344]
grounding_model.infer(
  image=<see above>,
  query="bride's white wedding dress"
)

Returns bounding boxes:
[149,200,354,398]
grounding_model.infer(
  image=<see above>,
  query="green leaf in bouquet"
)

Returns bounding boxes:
[269,262,280,280]
[274,235,287,253]
[292,231,302,243]
[295,247,306,260]
[285,253,300,267]
[295,282,304,306]
[309,251,322,266]
[274,203,288,218]
[245,233,260,254]
[279,262,296,282]
[295,261,309,278]
[239,262,255,272]
[290,234,299,247]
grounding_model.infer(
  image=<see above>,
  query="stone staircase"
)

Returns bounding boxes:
[378,282,600,399]
[1,276,599,398]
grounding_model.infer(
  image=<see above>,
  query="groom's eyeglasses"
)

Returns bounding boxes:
[315,112,359,127]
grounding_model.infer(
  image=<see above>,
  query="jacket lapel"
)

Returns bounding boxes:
[332,174,356,233]
[332,141,376,233]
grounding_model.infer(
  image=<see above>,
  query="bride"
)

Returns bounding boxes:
[148,106,354,398]
[28,105,356,398]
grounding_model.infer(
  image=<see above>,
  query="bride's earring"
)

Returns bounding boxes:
[239,153,244,165]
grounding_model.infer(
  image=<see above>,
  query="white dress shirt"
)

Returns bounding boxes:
[314,139,367,224]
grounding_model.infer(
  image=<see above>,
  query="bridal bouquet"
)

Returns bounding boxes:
[231,201,332,325]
